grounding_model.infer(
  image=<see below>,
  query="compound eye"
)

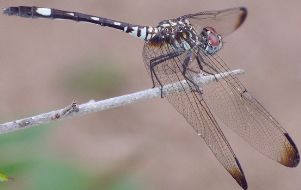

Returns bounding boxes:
[204,27,221,47]
[208,32,220,46]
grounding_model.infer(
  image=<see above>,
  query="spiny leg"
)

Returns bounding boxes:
[149,50,184,97]
[196,51,219,81]
[150,52,175,87]
[181,52,203,95]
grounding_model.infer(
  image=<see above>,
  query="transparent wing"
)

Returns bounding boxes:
[198,51,300,167]
[142,41,248,189]
[181,7,247,36]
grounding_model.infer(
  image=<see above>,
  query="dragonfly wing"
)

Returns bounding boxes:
[182,7,247,36]
[198,51,300,167]
[143,42,248,189]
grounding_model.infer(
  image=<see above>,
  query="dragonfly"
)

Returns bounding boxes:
[3,6,299,189]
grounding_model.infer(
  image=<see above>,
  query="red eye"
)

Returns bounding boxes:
[204,27,220,46]
[208,33,220,46]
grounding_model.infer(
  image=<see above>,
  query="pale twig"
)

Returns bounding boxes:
[0,69,244,134]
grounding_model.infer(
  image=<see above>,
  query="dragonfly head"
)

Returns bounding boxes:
[201,27,223,55]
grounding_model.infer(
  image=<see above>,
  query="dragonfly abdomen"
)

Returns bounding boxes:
[3,6,159,41]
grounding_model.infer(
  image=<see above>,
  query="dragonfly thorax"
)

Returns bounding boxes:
[147,19,200,53]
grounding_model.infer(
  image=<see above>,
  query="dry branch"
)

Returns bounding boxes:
[0,69,244,134]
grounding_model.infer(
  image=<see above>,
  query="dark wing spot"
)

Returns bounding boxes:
[147,35,164,47]
[281,133,300,167]
[227,157,248,190]
[235,7,248,30]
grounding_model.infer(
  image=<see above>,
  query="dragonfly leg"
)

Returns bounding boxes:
[149,50,184,97]
[196,52,219,81]
[182,52,203,95]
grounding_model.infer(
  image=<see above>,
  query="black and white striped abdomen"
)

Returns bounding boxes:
[3,6,159,41]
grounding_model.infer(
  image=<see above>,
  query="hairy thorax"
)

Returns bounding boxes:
[150,18,200,51]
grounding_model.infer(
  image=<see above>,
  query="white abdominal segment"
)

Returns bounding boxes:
[91,17,100,21]
[129,26,138,37]
[36,8,52,16]
[140,27,147,40]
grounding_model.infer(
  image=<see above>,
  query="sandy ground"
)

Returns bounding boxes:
[0,0,301,189]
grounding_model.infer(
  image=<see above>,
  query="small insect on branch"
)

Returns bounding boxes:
[0,69,244,135]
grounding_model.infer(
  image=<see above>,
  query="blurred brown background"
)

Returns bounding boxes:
[0,0,300,190]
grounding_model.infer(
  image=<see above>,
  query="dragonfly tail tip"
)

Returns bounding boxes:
[2,7,17,16]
